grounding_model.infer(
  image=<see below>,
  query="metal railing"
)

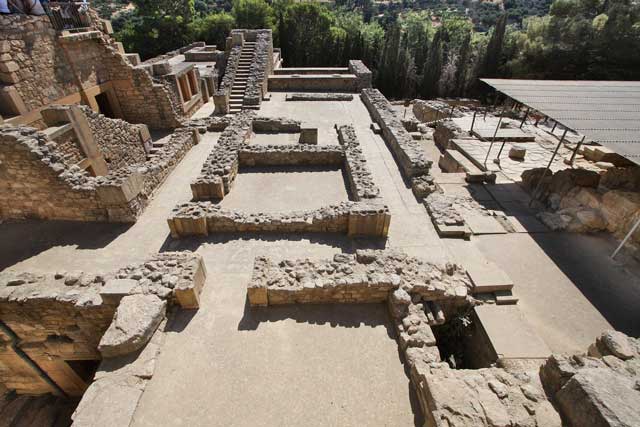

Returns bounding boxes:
[43,1,91,31]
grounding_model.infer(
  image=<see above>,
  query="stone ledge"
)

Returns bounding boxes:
[167,201,390,238]
[246,250,472,307]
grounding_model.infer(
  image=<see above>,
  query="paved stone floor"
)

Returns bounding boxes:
[219,166,350,213]
[2,93,640,425]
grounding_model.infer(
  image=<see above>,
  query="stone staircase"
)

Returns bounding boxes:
[229,41,257,114]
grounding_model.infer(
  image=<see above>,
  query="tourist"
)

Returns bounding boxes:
[7,0,46,15]
[0,0,10,14]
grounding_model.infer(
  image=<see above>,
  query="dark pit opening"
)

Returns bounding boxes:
[431,308,494,369]
[66,359,100,384]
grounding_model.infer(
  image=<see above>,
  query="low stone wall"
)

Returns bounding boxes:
[244,30,273,106]
[168,201,390,238]
[268,75,359,92]
[361,89,431,178]
[348,60,372,90]
[246,250,472,307]
[0,252,205,397]
[337,124,380,200]
[252,116,300,133]
[0,126,107,221]
[191,111,254,200]
[183,119,390,238]
[413,362,561,427]
[238,145,343,166]
[0,123,198,222]
[245,250,567,427]
[213,45,242,114]
[285,93,354,101]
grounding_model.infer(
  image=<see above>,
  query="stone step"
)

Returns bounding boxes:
[474,304,551,362]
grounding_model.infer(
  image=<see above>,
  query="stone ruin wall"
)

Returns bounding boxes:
[0,12,183,129]
[246,249,640,427]
[522,167,640,248]
[170,114,390,238]
[243,30,273,106]
[81,106,147,170]
[360,89,436,198]
[246,250,603,427]
[51,125,85,166]
[0,119,199,222]
[0,252,206,397]
[0,127,106,221]
[0,15,77,113]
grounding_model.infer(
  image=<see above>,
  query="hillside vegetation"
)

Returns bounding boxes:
[110,0,640,99]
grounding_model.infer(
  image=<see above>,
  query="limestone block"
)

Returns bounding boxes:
[556,368,640,427]
[0,61,19,73]
[98,294,166,358]
[508,145,526,160]
[0,71,20,84]
[96,172,144,205]
[100,279,138,304]
[174,257,206,309]
[299,128,318,145]
[247,282,268,306]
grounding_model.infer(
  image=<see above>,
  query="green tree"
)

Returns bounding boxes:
[420,27,444,98]
[232,0,274,29]
[189,12,236,47]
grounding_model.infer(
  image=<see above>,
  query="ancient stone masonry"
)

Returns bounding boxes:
[522,166,640,256]
[0,15,75,114]
[0,126,106,221]
[247,250,473,307]
[348,60,373,90]
[337,124,381,200]
[239,144,343,166]
[175,117,390,238]
[168,201,390,237]
[252,116,301,133]
[0,123,198,222]
[214,45,242,113]
[191,111,255,200]
[285,93,354,101]
[246,250,567,427]
[81,106,147,170]
[0,252,205,397]
[243,31,273,106]
[540,330,640,427]
[413,99,464,123]
[412,363,562,427]
[360,89,435,199]
[0,12,184,129]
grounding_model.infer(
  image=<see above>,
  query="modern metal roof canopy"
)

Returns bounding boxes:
[481,79,640,166]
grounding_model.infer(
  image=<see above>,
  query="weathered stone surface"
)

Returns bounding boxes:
[98,294,166,358]
[541,330,640,427]
[285,93,354,101]
[247,250,472,306]
[416,364,561,427]
[556,368,640,427]
[509,145,526,160]
[361,88,432,178]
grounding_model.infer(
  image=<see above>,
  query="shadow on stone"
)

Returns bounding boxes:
[0,220,131,271]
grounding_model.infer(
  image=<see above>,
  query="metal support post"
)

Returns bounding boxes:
[611,217,640,260]
[551,121,557,133]
[470,110,477,134]
[483,104,506,168]
[528,129,567,207]
[567,135,586,166]
[520,107,530,128]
